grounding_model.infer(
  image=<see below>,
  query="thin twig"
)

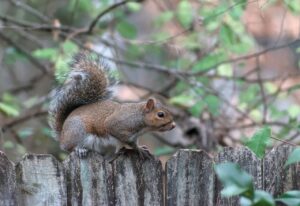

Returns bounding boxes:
[0,32,49,74]
[0,15,75,32]
[256,57,267,123]
[86,0,131,34]
[271,136,297,147]
[190,38,300,76]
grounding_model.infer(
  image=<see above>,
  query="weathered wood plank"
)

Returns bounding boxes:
[63,150,163,206]
[166,149,214,206]
[63,152,114,206]
[215,147,262,206]
[263,145,300,197]
[16,154,67,206]
[114,150,164,206]
[0,151,17,206]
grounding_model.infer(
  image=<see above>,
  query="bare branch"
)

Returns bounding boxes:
[0,15,75,32]
[0,32,50,74]
[256,58,267,123]
[87,0,130,34]
[189,38,300,76]
[6,0,50,22]
[1,110,47,132]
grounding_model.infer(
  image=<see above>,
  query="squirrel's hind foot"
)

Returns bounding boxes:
[75,147,89,158]
[105,147,127,163]
[136,145,153,160]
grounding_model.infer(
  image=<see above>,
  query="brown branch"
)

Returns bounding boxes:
[75,38,300,79]
[202,73,300,83]
[69,0,132,37]
[189,38,300,76]
[216,121,295,131]
[256,58,267,123]
[0,32,50,74]
[181,75,257,124]
[119,27,192,45]
[0,15,75,32]
[1,110,47,132]
[87,0,130,34]
[5,73,45,94]
[271,136,297,147]
[245,78,287,115]
[6,0,50,22]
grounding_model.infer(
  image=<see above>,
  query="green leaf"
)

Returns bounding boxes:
[228,0,245,19]
[61,40,78,54]
[253,190,275,206]
[0,102,20,117]
[240,197,252,206]
[170,94,195,107]
[2,93,16,103]
[217,64,232,77]
[3,141,14,149]
[154,146,175,156]
[284,0,300,14]
[204,95,220,116]
[288,105,300,118]
[127,2,141,12]
[215,162,254,198]
[177,0,193,28]
[285,147,300,167]
[240,85,260,103]
[220,23,235,46]
[41,127,53,138]
[182,33,201,50]
[116,21,137,39]
[265,83,277,94]
[17,128,34,139]
[192,53,227,72]
[287,84,300,93]
[55,55,70,83]
[189,101,205,117]
[245,127,271,159]
[68,0,93,12]
[276,190,300,206]
[250,109,262,121]
[16,143,26,155]
[4,47,27,64]
[155,11,174,27]
[32,48,58,61]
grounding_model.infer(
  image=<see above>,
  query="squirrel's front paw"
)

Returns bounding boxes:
[75,147,89,158]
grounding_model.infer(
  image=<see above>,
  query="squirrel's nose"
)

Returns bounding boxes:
[171,122,176,129]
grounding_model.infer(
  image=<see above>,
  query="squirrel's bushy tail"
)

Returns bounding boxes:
[48,51,116,140]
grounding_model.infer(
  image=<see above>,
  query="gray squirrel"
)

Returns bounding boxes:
[48,52,176,161]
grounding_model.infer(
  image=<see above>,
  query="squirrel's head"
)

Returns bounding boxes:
[143,98,176,132]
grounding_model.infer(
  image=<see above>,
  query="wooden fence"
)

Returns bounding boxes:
[0,145,299,206]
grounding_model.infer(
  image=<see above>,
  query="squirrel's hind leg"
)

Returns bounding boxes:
[82,134,123,161]
[60,116,91,158]
[127,141,153,160]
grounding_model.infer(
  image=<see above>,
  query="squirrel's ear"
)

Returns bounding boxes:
[144,98,156,112]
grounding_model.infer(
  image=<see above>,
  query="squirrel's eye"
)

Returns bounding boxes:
[157,111,165,118]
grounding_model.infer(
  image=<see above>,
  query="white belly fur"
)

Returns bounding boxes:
[81,134,123,155]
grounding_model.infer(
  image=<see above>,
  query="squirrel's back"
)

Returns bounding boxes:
[48,52,116,139]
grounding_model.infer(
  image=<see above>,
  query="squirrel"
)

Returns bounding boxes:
[48,51,176,161]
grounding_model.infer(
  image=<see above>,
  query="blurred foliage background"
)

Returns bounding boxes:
[0,0,300,162]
